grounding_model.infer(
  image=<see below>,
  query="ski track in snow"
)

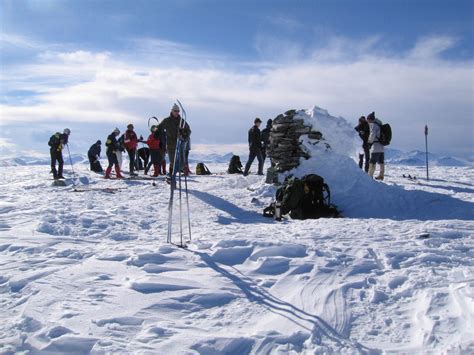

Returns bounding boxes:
[0,163,473,354]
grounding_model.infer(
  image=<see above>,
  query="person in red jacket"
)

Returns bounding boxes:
[145,125,163,177]
[124,123,139,176]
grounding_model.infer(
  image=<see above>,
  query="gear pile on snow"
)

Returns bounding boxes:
[268,109,330,172]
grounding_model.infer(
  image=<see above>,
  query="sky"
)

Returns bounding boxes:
[0,0,473,158]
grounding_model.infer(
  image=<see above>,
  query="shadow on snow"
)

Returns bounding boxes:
[189,250,377,353]
[188,189,272,225]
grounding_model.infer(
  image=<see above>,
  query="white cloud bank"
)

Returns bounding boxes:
[0,34,473,157]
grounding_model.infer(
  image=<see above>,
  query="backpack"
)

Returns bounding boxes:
[196,162,211,175]
[263,174,339,220]
[48,134,60,148]
[378,123,392,146]
[228,155,243,174]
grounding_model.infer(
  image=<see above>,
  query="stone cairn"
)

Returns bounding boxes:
[266,109,328,182]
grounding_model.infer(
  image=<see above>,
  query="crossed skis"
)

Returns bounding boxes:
[167,100,192,247]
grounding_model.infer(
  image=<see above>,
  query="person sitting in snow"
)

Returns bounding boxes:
[124,123,139,176]
[87,140,103,173]
[367,112,385,180]
[137,146,150,171]
[243,118,264,176]
[355,116,370,173]
[48,128,70,180]
[105,128,123,179]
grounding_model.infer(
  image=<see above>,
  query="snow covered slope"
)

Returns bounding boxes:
[0,160,473,353]
[1,107,473,353]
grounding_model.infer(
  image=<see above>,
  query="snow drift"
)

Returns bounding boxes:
[264,107,474,220]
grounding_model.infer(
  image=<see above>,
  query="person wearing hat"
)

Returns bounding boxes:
[124,123,139,176]
[243,118,264,176]
[87,140,103,173]
[104,128,123,179]
[47,128,70,179]
[367,112,385,180]
[156,103,191,176]
[355,116,370,173]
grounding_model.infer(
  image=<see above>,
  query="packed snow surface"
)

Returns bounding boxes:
[1,108,473,353]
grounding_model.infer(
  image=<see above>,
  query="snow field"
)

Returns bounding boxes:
[0,161,473,353]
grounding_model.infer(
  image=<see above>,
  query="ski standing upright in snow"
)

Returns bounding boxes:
[167,100,192,247]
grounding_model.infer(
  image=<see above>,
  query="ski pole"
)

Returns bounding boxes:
[66,144,77,187]
[178,151,183,247]
[183,140,191,241]
[184,170,192,241]
[424,125,429,181]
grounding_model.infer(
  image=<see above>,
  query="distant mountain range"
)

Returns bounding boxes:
[0,149,471,168]
[384,148,472,167]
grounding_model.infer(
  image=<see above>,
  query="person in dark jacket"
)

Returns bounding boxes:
[124,123,138,176]
[48,128,70,179]
[261,119,273,164]
[355,116,370,172]
[87,140,103,173]
[243,118,264,176]
[156,103,191,176]
[137,146,150,170]
[105,128,123,179]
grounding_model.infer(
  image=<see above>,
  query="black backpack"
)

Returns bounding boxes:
[48,134,60,148]
[196,162,211,175]
[264,174,339,220]
[378,123,392,146]
[228,155,243,174]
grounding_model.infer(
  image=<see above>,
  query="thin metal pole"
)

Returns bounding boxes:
[66,144,77,187]
[425,125,429,181]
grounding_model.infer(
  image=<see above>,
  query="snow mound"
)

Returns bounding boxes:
[299,106,360,158]
[264,107,474,220]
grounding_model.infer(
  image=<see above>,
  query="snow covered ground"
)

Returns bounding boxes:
[0,158,473,353]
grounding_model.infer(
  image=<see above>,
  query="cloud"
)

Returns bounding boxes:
[0,33,43,49]
[0,34,473,157]
[409,36,458,60]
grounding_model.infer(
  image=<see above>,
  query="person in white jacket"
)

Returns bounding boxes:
[367,112,385,180]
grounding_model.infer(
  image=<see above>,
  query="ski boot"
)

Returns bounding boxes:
[115,166,124,179]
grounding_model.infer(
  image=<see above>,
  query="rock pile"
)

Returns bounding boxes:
[268,109,328,173]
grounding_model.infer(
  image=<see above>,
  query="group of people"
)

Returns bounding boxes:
[50,104,191,180]
[49,105,386,182]
[355,112,385,180]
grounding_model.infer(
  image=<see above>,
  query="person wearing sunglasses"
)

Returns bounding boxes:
[156,103,191,177]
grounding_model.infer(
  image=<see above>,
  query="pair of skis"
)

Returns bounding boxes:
[166,100,192,247]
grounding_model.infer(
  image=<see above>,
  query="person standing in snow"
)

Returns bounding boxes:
[48,128,70,179]
[87,140,103,173]
[124,124,139,176]
[243,118,264,176]
[355,116,370,173]
[105,128,123,179]
[145,125,163,177]
[156,103,191,176]
[367,112,385,180]
[116,134,125,170]
[261,119,273,165]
